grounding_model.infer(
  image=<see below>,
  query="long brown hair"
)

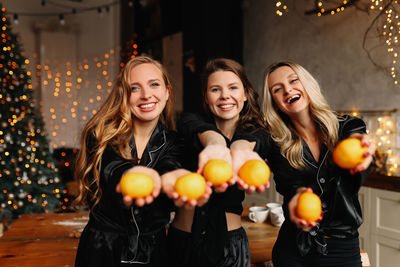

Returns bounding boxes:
[200,58,266,132]
[73,56,175,209]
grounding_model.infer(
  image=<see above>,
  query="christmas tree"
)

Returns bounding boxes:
[0,5,68,220]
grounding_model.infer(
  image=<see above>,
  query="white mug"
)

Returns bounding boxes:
[266,202,282,211]
[248,206,269,223]
[270,207,285,227]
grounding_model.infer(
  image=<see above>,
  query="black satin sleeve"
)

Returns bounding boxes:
[177,112,220,141]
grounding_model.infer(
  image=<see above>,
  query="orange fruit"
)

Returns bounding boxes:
[174,173,207,200]
[203,159,233,186]
[238,159,270,187]
[333,138,367,169]
[120,172,154,198]
[296,191,322,223]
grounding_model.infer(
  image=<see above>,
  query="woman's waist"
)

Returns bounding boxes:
[172,210,241,233]
[226,212,241,231]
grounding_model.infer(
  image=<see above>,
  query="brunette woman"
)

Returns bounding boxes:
[164,58,266,267]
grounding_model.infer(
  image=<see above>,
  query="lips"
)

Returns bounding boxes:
[286,94,301,104]
[218,104,235,109]
[138,102,156,111]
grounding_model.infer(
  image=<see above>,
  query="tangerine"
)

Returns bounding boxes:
[203,159,233,186]
[120,172,154,198]
[174,173,207,200]
[296,191,322,223]
[333,138,367,169]
[238,159,270,187]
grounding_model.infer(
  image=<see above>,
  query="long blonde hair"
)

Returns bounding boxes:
[74,56,175,209]
[262,61,339,169]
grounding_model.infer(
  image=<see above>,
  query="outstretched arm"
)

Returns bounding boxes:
[162,168,212,208]
[116,166,161,207]
[230,139,270,193]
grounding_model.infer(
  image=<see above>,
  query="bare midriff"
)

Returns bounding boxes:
[172,208,241,232]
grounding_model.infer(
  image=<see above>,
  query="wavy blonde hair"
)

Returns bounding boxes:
[262,61,339,169]
[74,56,175,209]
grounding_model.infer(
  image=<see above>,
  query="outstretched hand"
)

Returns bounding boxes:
[116,166,161,208]
[162,169,212,208]
[197,144,235,193]
[348,133,376,174]
[230,140,270,193]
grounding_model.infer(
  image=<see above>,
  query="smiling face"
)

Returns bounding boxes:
[129,63,169,124]
[205,70,247,124]
[268,66,310,117]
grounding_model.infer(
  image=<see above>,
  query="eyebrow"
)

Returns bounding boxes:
[208,82,240,88]
[269,73,298,89]
[130,78,161,86]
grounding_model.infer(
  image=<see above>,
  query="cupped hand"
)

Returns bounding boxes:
[348,133,376,174]
[197,144,232,174]
[230,141,270,193]
[162,169,212,208]
[116,166,161,208]
[288,187,323,232]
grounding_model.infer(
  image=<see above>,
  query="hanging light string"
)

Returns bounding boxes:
[305,0,360,16]
[5,0,122,25]
[363,0,400,85]
[275,1,288,16]
[275,0,360,17]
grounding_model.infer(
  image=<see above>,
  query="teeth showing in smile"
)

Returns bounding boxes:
[287,95,300,104]
[139,103,155,109]
[219,104,234,109]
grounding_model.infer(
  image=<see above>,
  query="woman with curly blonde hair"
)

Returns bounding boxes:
[74,56,185,267]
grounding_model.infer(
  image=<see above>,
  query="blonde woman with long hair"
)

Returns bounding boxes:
[74,56,187,267]
[229,61,376,266]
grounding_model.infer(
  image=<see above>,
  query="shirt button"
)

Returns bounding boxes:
[310,230,317,236]
[322,202,327,209]
[134,209,140,215]
[319,177,326,183]
[201,211,206,216]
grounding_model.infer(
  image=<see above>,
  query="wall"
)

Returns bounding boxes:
[243,0,400,111]
[2,0,120,148]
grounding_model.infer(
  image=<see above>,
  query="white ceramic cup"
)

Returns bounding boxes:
[270,207,285,227]
[266,202,282,211]
[248,206,269,223]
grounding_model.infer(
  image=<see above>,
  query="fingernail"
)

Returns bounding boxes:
[320,211,324,216]
[350,170,355,175]
[364,152,370,157]
[358,167,365,173]
[196,169,201,174]
[300,221,306,226]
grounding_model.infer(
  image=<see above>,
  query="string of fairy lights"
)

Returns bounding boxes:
[274,0,358,17]
[31,42,139,149]
[369,0,400,85]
